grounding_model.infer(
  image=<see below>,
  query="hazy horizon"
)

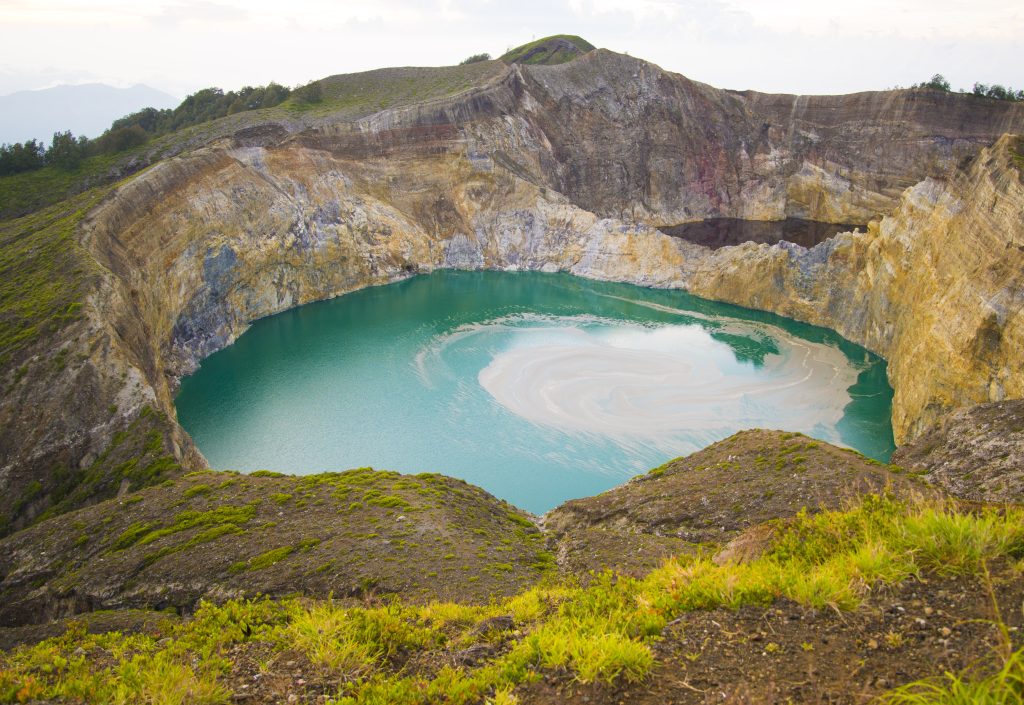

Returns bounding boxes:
[1,1,1022,99]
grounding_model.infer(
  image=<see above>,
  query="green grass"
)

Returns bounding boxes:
[0,154,126,220]
[112,521,160,551]
[182,484,212,499]
[142,523,245,569]
[1011,137,1024,178]
[1,495,1022,704]
[113,503,258,553]
[230,546,294,574]
[364,493,409,509]
[879,646,1024,704]
[499,35,596,65]
[645,457,680,478]
[0,189,107,368]
[230,538,321,574]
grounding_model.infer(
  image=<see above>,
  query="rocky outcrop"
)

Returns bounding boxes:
[514,52,1023,224]
[892,400,1024,503]
[686,135,1024,443]
[2,47,1023,528]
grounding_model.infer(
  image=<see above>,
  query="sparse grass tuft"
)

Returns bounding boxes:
[183,484,212,499]
[878,645,1024,704]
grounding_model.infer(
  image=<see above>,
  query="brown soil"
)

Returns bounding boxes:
[519,561,1024,705]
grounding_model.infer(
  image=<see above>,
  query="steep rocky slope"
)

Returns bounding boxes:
[687,135,1024,442]
[892,399,1024,502]
[1,45,1023,532]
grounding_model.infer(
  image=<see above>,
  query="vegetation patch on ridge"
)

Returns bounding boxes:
[1011,136,1024,179]
[500,35,595,66]
[23,407,183,532]
[0,189,104,366]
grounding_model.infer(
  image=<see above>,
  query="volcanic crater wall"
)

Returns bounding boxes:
[3,48,1024,529]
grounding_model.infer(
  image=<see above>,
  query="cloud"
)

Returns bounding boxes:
[721,0,1024,41]
[0,0,1020,95]
[147,0,247,29]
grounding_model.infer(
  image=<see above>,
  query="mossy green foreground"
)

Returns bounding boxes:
[1,494,1022,704]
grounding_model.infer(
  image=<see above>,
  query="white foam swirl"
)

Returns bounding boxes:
[477,322,858,445]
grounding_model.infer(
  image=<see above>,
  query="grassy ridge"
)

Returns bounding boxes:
[1,494,1021,703]
[308,61,507,119]
[0,155,127,220]
[499,35,595,66]
[0,467,553,618]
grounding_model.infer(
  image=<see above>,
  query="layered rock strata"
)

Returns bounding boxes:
[687,135,1024,443]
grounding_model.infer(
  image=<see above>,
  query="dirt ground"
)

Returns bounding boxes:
[518,561,1024,705]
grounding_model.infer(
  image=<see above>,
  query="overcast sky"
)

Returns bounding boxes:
[1,0,1022,98]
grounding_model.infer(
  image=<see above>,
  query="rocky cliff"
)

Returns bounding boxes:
[2,47,1023,529]
[687,135,1024,442]
[892,399,1024,502]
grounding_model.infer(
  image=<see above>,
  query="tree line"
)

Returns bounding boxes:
[0,80,324,177]
[913,74,1023,101]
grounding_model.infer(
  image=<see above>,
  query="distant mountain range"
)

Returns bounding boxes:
[0,83,179,145]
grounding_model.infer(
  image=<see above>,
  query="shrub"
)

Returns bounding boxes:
[972,82,1024,101]
[459,53,491,65]
[89,125,149,155]
[919,73,951,91]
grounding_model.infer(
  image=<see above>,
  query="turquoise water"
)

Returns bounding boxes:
[175,271,895,513]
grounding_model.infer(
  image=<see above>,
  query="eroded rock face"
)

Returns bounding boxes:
[2,48,1023,527]
[892,400,1024,503]
[687,135,1024,444]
